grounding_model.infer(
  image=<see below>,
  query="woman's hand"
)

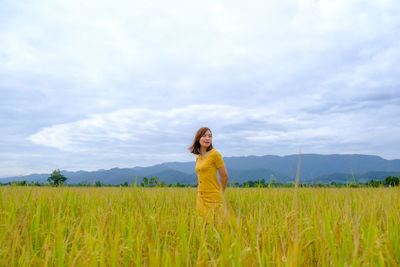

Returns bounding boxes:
[218,166,229,192]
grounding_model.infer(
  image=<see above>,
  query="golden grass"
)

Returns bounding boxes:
[0,187,399,266]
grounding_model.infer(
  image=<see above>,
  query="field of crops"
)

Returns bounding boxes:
[0,186,399,266]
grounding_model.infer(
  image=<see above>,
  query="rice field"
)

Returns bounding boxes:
[0,186,399,266]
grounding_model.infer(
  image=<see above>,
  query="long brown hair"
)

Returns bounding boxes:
[189,127,213,155]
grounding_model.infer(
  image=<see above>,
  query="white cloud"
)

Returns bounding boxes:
[27,102,400,158]
[27,105,274,152]
[1,0,400,176]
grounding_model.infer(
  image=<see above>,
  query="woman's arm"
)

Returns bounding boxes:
[218,166,229,193]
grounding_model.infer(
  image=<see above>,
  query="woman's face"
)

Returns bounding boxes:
[199,130,212,148]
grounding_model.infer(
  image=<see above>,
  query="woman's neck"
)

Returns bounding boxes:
[200,146,209,155]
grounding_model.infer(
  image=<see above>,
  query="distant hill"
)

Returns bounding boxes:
[1,154,400,185]
[310,171,400,184]
[223,154,400,177]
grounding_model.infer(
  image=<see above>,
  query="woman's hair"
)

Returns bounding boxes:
[189,127,213,155]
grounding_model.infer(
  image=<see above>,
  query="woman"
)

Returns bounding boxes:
[189,127,229,220]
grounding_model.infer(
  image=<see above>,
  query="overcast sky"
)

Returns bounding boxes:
[1,0,400,177]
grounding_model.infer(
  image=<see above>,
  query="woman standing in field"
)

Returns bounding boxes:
[189,127,229,220]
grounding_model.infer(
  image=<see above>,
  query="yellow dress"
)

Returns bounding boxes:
[195,149,225,219]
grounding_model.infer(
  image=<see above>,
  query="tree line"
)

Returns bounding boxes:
[1,169,399,188]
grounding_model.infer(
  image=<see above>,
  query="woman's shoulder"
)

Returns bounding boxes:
[210,149,221,155]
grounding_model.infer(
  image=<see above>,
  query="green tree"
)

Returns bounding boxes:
[348,183,360,188]
[79,180,89,186]
[47,169,67,186]
[368,179,381,187]
[94,180,104,187]
[384,176,399,187]
[142,177,149,187]
[12,180,28,186]
[257,178,266,188]
[149,176,159,187]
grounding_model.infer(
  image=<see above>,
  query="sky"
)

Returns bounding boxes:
[1,0,400,178]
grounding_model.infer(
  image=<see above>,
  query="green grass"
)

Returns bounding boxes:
[0,187,399,266]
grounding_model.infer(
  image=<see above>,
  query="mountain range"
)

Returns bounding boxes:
[1,154,400,185]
